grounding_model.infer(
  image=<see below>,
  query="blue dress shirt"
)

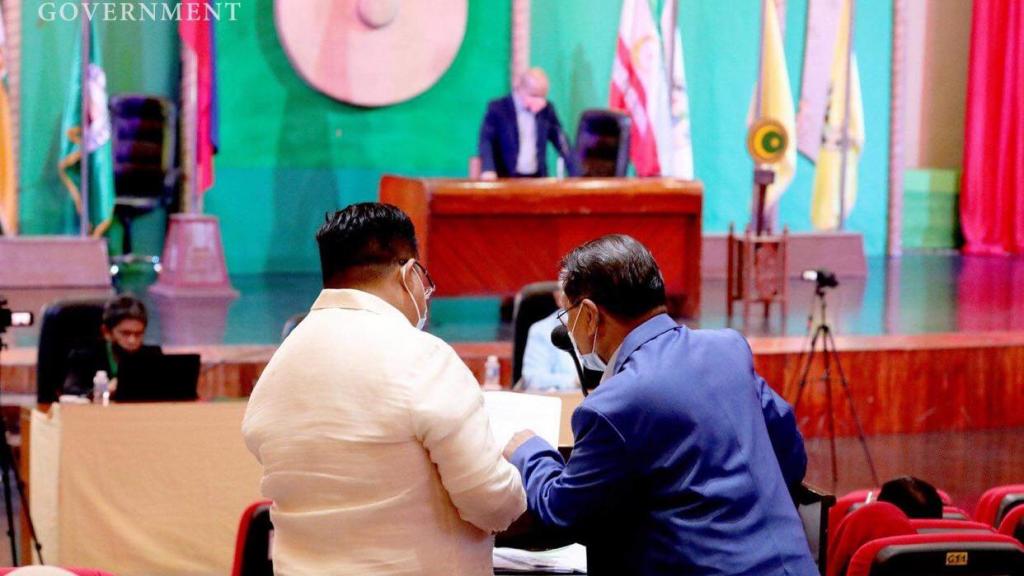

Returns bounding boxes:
[519,311,580,392]
[510,314,816,575]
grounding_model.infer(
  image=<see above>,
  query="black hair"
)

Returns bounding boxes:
[878,476,944,519]
[102,295,148,329]
[316,203,419,286]
[559,234,666,320]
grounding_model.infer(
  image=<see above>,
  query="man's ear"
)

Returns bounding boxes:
[581,299,600,331]
[100,325,112,341]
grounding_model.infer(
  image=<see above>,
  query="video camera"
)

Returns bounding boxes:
[0,298,33,334]
[801,269,839,291]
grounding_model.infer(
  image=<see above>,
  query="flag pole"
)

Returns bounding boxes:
[838,0,856,230]
[665,0,679,91]
[79,0,90,236]
[192,47,201,214]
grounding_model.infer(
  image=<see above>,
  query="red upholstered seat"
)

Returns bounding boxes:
[827,502,915,576]
[999,505,1024,544]
[976,484,1024,527]
[909,518,996,534]
[845,532,1024,576]
[943,505,970,520]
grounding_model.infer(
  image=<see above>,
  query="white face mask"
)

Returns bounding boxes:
[401,261,428,330]
[569,304,606,372]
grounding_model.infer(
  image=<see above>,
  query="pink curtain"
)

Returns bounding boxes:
[960,0,1024,254]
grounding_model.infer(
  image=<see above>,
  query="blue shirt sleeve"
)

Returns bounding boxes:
[510,405,631,532]
[757,373,808,489]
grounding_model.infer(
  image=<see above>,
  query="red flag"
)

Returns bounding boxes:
[609,0,665,176]
[179,1,216,194]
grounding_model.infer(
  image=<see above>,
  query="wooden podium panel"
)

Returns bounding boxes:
[380,176,703,317]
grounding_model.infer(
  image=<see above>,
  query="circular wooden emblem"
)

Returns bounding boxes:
[747,118,789,165]
[275,0,468,107]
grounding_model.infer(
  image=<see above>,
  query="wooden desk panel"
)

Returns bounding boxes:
[380,176,703,317]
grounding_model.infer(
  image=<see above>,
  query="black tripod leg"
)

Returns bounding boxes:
[0,433,18,565]
[792,326,824,413]
[821,329,839,488]
[824,328,880,486]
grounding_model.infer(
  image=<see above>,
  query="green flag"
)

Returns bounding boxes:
[58,18,115,237]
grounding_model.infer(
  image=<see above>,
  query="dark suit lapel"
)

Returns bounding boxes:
[502,96,519,162]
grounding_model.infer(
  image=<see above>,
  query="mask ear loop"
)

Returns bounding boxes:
[401,261,422,324]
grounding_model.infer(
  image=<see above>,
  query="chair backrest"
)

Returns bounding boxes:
[828,502,916,576]
[511,281,560,384]
[845,533,1024,576]
[977,484,1024,527]
[910,518,996,535]
[231,500,274,576]
[999,505,1024,544]
[944,506,971,520]
[574,109,631,177]
[36,299,108,404]
[793,482,836,571]
[109,94,177,200]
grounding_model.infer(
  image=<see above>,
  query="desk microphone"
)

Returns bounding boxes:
[551,325,601,396]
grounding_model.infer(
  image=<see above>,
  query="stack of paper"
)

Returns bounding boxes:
[493,544,587,574]
[483,391,562,448]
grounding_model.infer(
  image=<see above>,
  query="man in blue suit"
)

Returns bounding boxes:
[504,235,817,575]
[478,68,578,179]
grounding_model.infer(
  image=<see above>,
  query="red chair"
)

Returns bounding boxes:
[827,502,915,576]
[845,533,1024,576]
[976,484,1024,527]
[910,518,996,534]
[231,500,274,576]
[943,506,970,520]
[828,490,876,549]
[1000,505,1024,544]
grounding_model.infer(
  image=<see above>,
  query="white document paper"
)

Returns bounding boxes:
[493,544,587,574]
[483,391,562,448]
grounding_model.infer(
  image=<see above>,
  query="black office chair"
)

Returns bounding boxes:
[510,281,560,385]
[109,94,179,270]
[793,482,836,573]
[36,299,108,404]
[231,501,274,576]
[575,109,631,177]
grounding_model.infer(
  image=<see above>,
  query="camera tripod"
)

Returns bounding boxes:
[0,327,44,565]
[791,284,879,489]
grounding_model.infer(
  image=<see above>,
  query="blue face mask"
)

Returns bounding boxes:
[569,306,606,372]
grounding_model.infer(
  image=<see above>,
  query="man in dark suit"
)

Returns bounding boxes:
[503,235,816,576]
[478,68,578,179]
[63,295,162,399]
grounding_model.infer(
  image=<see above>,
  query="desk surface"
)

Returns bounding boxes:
[25,394,584,575]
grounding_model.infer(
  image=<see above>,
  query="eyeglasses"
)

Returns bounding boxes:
[409,260,436,299]
[556,301,581,328]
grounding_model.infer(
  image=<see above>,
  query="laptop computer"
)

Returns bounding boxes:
[115,352,201,403]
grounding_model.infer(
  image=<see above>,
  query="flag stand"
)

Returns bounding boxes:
[151,20,236,299]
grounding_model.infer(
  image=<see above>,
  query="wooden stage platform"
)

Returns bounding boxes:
[4,330,1023,439]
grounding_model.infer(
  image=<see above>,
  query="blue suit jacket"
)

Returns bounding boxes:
[477,95,578,177]
[511,314,817,576]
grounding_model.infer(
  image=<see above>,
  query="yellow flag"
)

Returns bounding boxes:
[757,0,797,208]
[0,5,15,235]
[811,0,864,230]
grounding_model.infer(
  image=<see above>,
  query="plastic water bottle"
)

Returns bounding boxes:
[93,370,110,406]
[483,355,501,390]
